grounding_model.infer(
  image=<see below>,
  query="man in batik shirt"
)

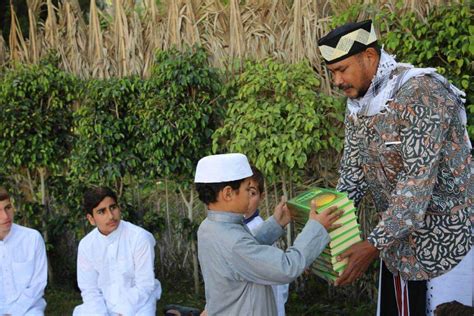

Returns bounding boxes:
[317,20,472,316]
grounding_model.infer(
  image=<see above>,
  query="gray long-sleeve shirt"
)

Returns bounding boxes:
[197,210,330,316]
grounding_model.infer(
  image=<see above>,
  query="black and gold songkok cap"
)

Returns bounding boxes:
[318,20,377,64]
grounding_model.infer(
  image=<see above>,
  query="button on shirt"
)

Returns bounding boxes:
[198,211,330,316]
[0,224,47,315]
[73,220,161,316]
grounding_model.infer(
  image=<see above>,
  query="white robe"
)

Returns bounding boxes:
[246,215,289,316]
[73,220,161,316]
[0,224,47,315]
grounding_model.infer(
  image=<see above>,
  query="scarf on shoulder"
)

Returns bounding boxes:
[347,49,470,148]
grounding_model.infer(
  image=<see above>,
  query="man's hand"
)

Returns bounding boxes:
[273,196,292,228]
[335,240,379,286]
[309,202,343,230]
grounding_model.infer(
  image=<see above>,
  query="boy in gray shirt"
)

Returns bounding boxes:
[195,153,341,316]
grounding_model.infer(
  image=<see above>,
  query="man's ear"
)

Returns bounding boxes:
[364,47,379,64]
[86,213,96,226]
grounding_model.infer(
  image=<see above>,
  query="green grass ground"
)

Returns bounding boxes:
[44,279,375,315]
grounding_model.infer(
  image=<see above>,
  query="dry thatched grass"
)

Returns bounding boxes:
[3,0,460,92]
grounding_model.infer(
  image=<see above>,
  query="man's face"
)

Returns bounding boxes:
[327,52,374,99]
[245,179,262,218]
[0,199,14,237]
[87,196,121,236]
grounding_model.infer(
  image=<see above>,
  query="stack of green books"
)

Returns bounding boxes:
[287,187,361,283]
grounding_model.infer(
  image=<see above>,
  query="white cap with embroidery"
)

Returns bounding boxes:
[194,153,253,183]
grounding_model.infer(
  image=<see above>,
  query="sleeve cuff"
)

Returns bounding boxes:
[367,230,385,251]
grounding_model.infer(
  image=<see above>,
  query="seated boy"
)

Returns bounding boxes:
[73,187,161,316]
[0,188,47,315]
[244,166,289,316]
[195,153,341,315]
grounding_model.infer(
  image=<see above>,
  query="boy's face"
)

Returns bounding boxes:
[245,179,261,218]
[233,178,252,214]
[0,198,14,238]
[87,196,121,236]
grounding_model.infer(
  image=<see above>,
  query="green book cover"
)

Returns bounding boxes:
[329,227,361,248]
[313,262,340,276]
[334,203,357,225]
[329,219,359,239]
[311,267,338,283]
[324,234,362,257]
[316,256,348,272]
[314,258,347,274]
[287,188,349,214]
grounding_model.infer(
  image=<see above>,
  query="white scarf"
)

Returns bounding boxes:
[347,49,470,148]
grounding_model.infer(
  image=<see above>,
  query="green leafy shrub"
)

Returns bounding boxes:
[213,58,345,177]
[68,77,144,190]
[136,45,223,180]
[0,59,77,174]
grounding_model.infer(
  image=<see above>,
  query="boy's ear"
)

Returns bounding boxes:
[221,186,235,202]
[86,213,96,226]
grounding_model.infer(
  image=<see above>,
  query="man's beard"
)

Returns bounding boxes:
[336,84,369,99]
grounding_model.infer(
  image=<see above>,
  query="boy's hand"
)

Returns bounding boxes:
[274,196,291,228]
[309,200,343,230]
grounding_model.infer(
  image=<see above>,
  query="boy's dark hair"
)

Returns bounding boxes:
[250,165,264,194]
[434,300,474,316]
[83,186,117,216]
[195,179,245,205]
[0,188,10,202]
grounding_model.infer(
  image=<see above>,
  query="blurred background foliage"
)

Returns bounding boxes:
[0,0,471,314]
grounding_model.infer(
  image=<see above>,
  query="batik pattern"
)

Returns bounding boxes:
[337,74,473,280]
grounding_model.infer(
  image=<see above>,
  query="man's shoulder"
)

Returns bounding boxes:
[395,70,450,99]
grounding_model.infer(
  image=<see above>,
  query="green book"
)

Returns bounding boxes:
[324,234,362,257]
[287,188,350,215]
[316,256,348,272]
[314,257,347,273]
[329,219,360,240]
[329,227,361,248]
[311,267,338,283]
[288,187,362,283]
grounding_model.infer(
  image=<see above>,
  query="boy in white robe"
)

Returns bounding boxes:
[195,153,342,316]
[0,188,47,316]
[73,187,161,316]
[243,166,289,316]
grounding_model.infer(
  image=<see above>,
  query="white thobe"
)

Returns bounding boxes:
[73,220,161,316]
[0,224,47,315]
[246,215,289,316]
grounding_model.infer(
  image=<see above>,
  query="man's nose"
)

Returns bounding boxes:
[332,73,343,86]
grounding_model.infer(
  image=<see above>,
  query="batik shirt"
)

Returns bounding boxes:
[337,72,473,280]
